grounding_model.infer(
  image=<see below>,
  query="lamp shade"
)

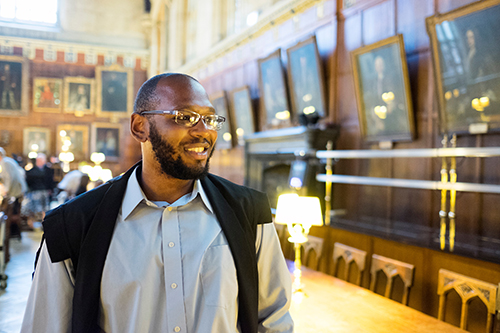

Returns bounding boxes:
[275,194,323,227]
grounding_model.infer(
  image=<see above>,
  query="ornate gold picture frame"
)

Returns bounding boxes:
[56,124,89,161]
[33,77,63,113]
[351,34,415,142]
[229,86,255,146]
[96,64,134,119]
[90,122,121,162]
[0,55,29,117]
[63,76,95,115]
[210,91,235,149]
[23,127,51,156]
[426,0,500,135]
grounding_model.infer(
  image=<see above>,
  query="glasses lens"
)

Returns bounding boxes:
[175,110,200,127]
[203,115,225,131]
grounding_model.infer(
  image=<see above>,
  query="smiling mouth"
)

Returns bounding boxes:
[185,147,206,153]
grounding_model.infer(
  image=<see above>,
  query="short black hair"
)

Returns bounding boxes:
[133,73,199,114]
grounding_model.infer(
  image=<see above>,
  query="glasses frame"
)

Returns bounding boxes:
[140,110,226,131]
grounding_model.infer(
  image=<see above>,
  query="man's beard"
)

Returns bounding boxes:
[149,121,213,180]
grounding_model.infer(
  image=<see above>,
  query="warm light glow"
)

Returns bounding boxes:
[246,10,259,26]
[289,177,303,188]
[222,132,232,142]
[63,139,72,146]
[381,91,394,103]
[90,152,106,164]
[453,89,459,97]
[275,110,290,120]
[374,105,387,119]
[445,91,452,100]
[59,130,66,137]
[28,151,38,159]
[471,96,490,112]
[303,106,316,115]
[236,128,244,137]
[30,143,39,151]
[302,93,312,102]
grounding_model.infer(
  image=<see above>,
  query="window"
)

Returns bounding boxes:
[0,0,58,25]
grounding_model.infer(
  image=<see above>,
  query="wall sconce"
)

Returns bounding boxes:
[58,152,74,173]
[275,193,323,295]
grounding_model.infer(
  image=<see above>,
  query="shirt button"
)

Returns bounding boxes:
[168,242,175,248]
[167,206,172,212]
[174,326,181,332]
[171,283,177,289]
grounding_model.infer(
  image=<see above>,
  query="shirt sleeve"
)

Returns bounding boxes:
[256,223,294,332]
[20,241,74,333]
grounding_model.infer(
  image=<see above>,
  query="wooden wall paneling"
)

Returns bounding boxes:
[437,0,481,13]
[396,0,434,54]
[361,0,395,46]
[315,22,337,120]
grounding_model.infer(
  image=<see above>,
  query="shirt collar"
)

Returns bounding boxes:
[121,167,214,220]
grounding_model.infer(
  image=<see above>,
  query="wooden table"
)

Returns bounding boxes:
[287,262,466,332]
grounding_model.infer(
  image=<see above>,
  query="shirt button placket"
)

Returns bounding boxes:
[174,327,181,332]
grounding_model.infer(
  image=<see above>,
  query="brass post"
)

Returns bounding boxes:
[449,134,457,252]
[324,140,333,226]
[439,135,448,251]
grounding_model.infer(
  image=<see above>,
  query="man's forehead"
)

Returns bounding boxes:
[155,76,213,109]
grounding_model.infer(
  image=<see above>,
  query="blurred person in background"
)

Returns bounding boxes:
[0,147,27,261]
[22,154,53,229]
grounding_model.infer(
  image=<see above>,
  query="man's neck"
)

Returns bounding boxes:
[139,164,195,204]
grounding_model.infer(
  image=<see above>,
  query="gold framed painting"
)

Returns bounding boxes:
[96,64,134,119]
[23,127,51,156]
[286,35,327,126]
[90,122,121,162]
[229,86,255,146]
[63,76,95,115]
[351,34,415,142]
[56,124,89,161]
[257,49,291,131]
[0,55,29,117]
[33,77,63,113]
[426,0,500,135]
[210,91,235,149]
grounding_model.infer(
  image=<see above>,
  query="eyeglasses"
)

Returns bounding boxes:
[140,110,226,131]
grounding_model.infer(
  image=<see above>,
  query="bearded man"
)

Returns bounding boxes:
[21,73,293,333]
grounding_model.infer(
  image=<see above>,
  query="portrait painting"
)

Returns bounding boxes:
[287,36,327,126]
[257,49,291,131]
[229,86,255,145]
[211,91,235,149]
[0,55,29,117]
[91,123,121,161]
[33,77,63,113]
[64,76,95,115]
[56,124,89,161]
[96,64,133,118]
[23,127,51,156]
[351,34,415,142]
[426,0,500,134]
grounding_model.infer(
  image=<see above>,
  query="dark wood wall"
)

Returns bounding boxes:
[0,48,144,175]
[196,0,500,330]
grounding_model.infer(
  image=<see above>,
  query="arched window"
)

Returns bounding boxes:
[0,0,58,25]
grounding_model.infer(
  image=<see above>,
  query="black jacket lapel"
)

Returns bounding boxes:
[201,176,259,333]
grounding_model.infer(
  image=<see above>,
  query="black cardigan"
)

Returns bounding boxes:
[40,162,272,333]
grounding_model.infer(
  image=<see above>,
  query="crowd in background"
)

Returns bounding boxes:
[0,147,95,260]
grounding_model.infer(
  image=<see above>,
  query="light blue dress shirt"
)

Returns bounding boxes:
[21,168,293,333]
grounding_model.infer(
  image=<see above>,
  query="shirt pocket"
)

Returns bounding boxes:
[200,244,238,308]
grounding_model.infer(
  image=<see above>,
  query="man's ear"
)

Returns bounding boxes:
[130,113,148,143]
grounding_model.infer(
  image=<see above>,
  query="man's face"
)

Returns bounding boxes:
[146,77,217,180]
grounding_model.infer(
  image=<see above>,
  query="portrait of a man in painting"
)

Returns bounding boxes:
[101,71,128,112]
[0,61,22,111]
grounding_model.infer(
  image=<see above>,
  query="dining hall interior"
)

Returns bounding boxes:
[0,0,500,332]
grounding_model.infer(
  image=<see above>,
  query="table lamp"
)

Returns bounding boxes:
[275,194,323,293]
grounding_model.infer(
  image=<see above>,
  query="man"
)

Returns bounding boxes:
[23,153,54,228]
[21,73,293,333]
[0,147,27,258]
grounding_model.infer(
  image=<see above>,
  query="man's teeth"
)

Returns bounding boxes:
[187,147,205,153]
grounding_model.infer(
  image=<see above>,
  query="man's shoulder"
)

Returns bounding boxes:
[205,173,265,198]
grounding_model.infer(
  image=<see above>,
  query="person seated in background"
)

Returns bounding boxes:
[55,169,85,204]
